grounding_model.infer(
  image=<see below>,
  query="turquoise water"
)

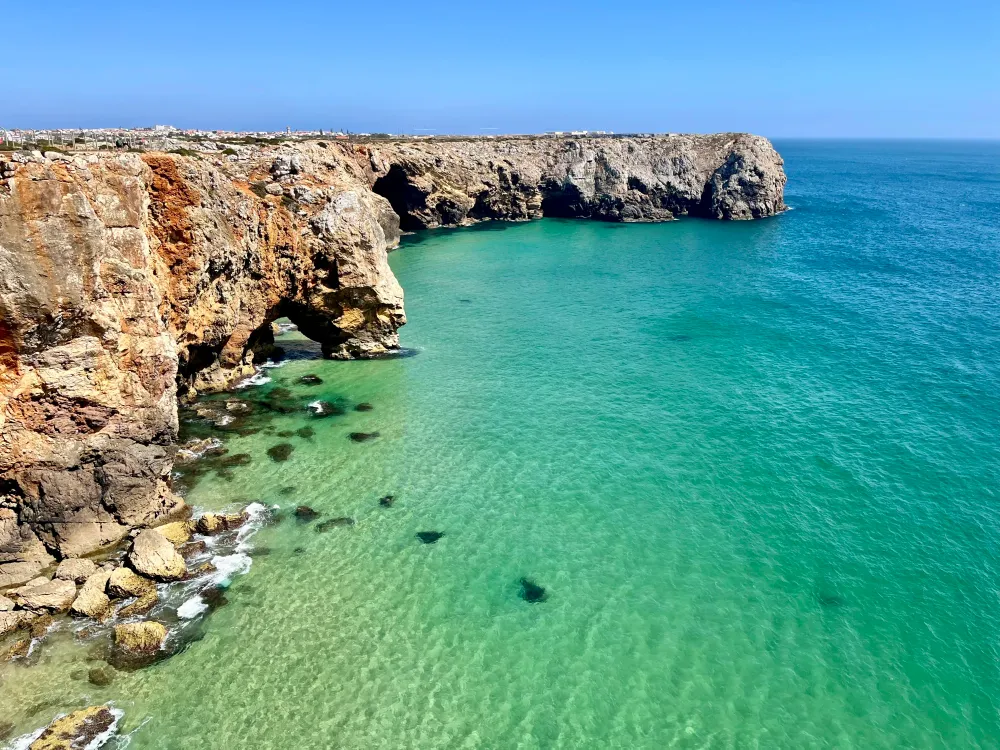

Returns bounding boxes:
[4,141,1000,748]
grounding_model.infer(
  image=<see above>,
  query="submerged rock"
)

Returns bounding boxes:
[127,530,186,582]
[276,430,295,438]
[88,665,116,686]
[279,486,297,496]
[299,374,323,385]
[2,638,30,661]
[519,577,547,603]
[416,531,444,544]
[267,443,295,462]
[349,431,380,442]
[294,506,320,522]
[27,704,119,750]
[179,540,208,559]
[354,402,374,412]
[117,590,158,619]
[295,426,315,439]
[200,585,229,610]
[309,400,346,417]
[379,494,396,508]
[220,453,253,468]
[316,517,355,532]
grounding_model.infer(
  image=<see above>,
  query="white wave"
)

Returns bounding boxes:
[177,595,208,620]
[307,400,323,413]
[260,359,286,369]
[210,552,252,585]
[236,371,271,389]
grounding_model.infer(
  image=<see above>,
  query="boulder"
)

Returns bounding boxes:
[70,569,114,621]
[28,705,119,750]
[127,530,186,581]
[0,594,14,611]
[195,512,248,535]
[10,578,78,612]
[154,521,193,547]
[113,621,167,655]
[107,567,155,599]
[55,558,99,584]
[117,590,158,618]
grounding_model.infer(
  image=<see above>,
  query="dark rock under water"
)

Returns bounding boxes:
[267,443,294,462]
[349,431,381,442]
[519,578,547,603]
[316,517,355,532]
[379,494,396,507]
[294,506,320,522]
[416,531,444,544]
[354,402,374,412]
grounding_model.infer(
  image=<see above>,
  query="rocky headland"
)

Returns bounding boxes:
[0,133,785,594]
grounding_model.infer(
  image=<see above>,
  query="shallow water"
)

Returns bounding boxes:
[3,141,1000,748]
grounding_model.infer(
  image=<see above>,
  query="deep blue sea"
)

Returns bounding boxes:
[3,140,1000,749]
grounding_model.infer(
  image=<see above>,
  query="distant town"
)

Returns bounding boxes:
[0,125,642,153]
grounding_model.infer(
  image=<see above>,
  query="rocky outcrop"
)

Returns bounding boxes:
[126,529,185,581]
[113,620,166,655]
[70,568,113,620]
[9,577,77,612]
[28,705,119,750]
[366,134,786,228]
[0,135,785,565]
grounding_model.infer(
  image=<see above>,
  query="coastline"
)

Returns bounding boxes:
[0,135,786,746]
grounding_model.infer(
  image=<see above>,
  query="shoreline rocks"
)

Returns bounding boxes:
[127,530,187,582]
[27,705,119,750]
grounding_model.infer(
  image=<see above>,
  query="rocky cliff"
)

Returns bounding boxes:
[0,135,785,567]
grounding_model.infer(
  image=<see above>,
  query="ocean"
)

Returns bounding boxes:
[3,140,999,749]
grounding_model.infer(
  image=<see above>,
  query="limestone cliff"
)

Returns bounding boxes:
[0,135,785,565]
[366,133,786,227]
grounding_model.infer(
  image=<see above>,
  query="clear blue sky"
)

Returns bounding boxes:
[5,0,997,137]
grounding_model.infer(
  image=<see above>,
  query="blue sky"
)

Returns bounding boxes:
[4,0,997,137]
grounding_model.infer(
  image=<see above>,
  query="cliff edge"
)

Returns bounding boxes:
[0,135,785,566]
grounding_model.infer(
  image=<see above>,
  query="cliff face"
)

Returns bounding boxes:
[0,135,785,565]
[366,133,786,228]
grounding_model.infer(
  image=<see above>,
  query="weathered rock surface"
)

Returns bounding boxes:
[0,136,784,566]
[70,568,113,620]
[366,134,786,228]
[0,609,36,637]
[55,558,98,584]
[28,705,119,750]
[113,620,166,654]
[195,512,247,535]
[126,530,185,581]
[107,566,155,598]
[154,521,192,547]
[9,577,77,612]
[117,589,157,618]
